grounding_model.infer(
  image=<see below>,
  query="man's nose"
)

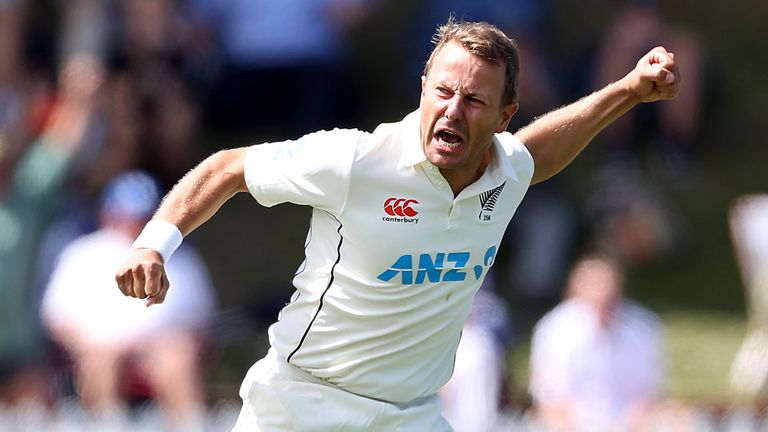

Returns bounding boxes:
[445,96,463,121]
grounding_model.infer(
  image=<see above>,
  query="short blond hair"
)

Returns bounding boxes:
[424,18,520,106]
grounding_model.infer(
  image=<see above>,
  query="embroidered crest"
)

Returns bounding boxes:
[478,182,505,222]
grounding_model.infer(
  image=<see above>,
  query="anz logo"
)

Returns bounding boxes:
[377,246,497,285]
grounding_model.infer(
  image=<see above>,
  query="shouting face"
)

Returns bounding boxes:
[420,42,518,194]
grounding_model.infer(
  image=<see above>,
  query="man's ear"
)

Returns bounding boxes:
[421,75,427,96]
[496,102,519,133]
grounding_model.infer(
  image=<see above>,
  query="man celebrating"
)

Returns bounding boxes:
[116,20,679,431]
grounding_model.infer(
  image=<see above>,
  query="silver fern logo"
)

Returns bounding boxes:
[478,182,505,222]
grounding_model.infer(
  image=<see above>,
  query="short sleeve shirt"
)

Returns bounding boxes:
[244,110,534,402]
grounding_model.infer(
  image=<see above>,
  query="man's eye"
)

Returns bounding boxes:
[467,96,485,106]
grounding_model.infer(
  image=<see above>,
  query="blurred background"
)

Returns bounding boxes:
[1,0,767,430]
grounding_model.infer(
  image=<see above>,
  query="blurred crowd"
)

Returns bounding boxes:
[0,0,377,430]
[4,0,764,431]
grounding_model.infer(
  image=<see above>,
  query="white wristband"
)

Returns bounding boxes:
[131,219,183,263]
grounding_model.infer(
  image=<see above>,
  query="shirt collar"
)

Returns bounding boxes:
[398,109,427,169]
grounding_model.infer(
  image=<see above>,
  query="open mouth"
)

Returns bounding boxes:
[435,129,464,150]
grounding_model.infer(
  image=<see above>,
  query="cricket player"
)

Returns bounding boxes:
[115,19,679,431]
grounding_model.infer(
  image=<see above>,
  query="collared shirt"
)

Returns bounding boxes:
[244,110,534,402]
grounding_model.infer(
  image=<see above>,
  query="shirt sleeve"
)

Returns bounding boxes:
[243,128,364,213]
[497,131,535,185]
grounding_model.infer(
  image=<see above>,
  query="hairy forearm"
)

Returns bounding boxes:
[517,78,639,184]
[154,148,249,236]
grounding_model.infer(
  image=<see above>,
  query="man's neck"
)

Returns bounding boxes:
[443,149,493,196]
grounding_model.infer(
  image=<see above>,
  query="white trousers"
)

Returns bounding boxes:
[232,349,452,432]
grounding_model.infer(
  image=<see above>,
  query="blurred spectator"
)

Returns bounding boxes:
[0,53,103,409]
[439,272,513,432]
[41,170,218,431]
[185,0,374,137]
[529,253,666,431]
[32,0,207,320]
[728,195,768,399]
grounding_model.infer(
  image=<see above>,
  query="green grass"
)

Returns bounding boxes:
[663,311,746,402]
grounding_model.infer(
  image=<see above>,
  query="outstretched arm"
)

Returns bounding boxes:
[517,46,680,184]
[115,148,249,305]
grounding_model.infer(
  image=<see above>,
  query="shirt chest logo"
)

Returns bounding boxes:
[478,182,505,222]
[377,246,498,285]
[382,197,420,224]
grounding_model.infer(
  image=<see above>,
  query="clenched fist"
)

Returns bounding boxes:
[624,46,680,103]
[115,248,170,306]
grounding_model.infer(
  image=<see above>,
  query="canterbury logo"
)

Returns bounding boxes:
[384,198,419,217]
[478,182,505,221]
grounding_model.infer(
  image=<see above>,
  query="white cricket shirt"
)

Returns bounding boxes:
[244,110,534,403]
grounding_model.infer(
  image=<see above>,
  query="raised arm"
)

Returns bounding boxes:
[115,147,249,305]
[517,46,680,184]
